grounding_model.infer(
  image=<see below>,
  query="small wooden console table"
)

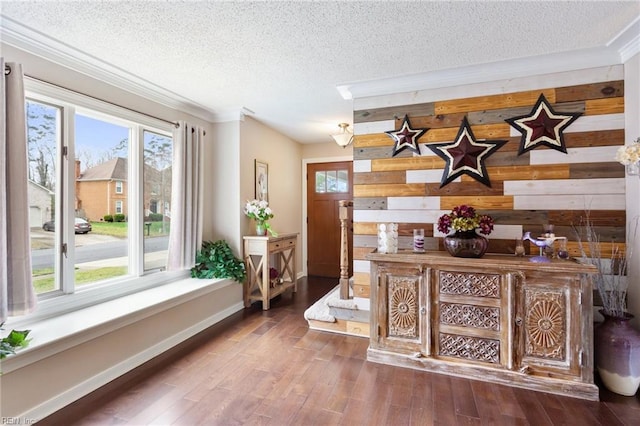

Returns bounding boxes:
[243,233,298,310]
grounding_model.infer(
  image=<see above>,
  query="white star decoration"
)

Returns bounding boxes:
[385,115,429,156]
[506,93,582,155]
[428,117,506,188]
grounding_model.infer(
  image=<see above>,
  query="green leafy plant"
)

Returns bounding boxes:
[148,213,163,222]
[191,240,246,282]
[1,322,31,360]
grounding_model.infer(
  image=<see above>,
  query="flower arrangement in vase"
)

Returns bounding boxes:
[615,136,640,176]
[244,199,277,236]
[438,205,494,258]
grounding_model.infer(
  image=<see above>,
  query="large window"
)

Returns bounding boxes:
[26,83,175,301]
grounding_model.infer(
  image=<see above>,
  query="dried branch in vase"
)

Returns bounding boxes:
[573,211,637,318]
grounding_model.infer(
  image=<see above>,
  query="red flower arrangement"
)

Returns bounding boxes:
[438,205,494,236]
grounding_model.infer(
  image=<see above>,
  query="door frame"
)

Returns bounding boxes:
[301,155,352,277]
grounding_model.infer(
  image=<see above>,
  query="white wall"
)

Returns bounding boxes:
[209,120,242,254]
[302,140,354,159]
[239,116,304,272]
[624,52,640,329]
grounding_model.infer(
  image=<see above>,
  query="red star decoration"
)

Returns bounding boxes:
[428,117,506,188]
[385,115,429,156]
[506,93,582,155]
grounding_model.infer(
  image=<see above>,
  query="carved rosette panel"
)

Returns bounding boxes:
[440,303,500,331]
[439,333,500,364]
[439,271,500,298]
[388,276,419,339]
[524,289,566,361]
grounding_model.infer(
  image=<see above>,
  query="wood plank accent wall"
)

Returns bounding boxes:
[351,69,627,296]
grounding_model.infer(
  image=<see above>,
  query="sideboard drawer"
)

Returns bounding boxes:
[438,270,501,299]
[439,302,500,331]
[439,332,501,364]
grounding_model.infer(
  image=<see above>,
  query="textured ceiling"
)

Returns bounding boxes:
[1,1,639,143]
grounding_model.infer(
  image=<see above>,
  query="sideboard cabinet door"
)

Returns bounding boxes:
[371,263,428,355]
[515,272,583,380]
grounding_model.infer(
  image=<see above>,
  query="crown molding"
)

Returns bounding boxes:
[608,15,640,63]
[211,106,255,123]
[338,15,640,100]
[0,15,218,123]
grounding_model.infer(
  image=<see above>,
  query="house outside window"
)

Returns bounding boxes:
[115,180,123,194]
[115,200,123,214]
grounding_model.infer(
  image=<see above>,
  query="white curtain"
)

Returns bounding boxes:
[1,59,37,322]
[167,121,204,271]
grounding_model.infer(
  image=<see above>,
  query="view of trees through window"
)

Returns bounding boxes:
[315,169,349,193]
[143,130,172,271]
[27,97,173,295]
[27,100,61,293]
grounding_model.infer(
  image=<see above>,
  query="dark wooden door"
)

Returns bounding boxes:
[307,161,353,278]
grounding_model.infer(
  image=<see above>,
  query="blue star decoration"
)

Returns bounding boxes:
[428,116,506,188]
[506,93,582,156]
[385,115,429,156]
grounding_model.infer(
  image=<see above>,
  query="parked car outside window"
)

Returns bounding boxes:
[42,217,92,234]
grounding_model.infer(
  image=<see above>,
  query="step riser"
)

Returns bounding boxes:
[308,319,369,338]
[329,306,370,323]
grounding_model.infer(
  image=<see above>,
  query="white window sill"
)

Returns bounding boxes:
[1,277,239,374]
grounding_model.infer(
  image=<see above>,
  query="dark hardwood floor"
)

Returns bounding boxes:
[39,276,639,425]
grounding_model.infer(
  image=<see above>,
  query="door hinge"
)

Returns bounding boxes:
[61,243,68,258]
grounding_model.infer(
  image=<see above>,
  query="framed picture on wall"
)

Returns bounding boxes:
[255,160,269,202]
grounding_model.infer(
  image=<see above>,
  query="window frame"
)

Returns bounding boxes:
[22,78,187,323]
[115,180,123,194]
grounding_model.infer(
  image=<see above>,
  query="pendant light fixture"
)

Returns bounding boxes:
[331,123,354,148]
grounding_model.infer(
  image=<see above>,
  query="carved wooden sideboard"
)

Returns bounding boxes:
[366,251,600,400]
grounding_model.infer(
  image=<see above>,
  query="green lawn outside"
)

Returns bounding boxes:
[90,220,170,238]
[90,221,128,238]
[33,266,128,293]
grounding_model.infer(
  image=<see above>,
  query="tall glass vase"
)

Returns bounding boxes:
[255,222,266,236]
[626,162,640,176]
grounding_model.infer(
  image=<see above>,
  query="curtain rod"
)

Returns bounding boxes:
[5,64,180,129]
